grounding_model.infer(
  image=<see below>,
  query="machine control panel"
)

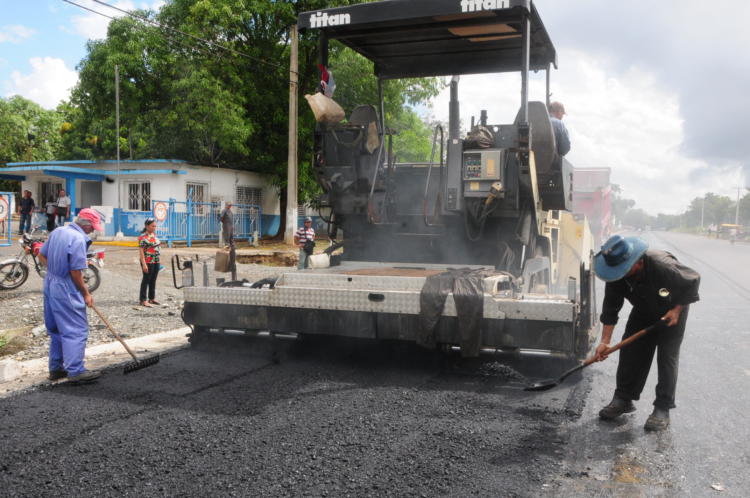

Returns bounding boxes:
[463,150,503,180]
[463,149,505,198]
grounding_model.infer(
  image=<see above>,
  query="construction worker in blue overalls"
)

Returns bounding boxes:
[38,208,103,383]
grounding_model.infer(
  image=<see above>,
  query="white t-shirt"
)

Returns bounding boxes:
[57,196,71,208]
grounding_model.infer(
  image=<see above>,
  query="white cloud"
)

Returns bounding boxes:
[428,49,740,215]
[69,0,165,40]
[5,57,78,109]
[0,25,36,44]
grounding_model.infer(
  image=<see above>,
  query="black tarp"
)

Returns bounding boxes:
[419,268,494,357]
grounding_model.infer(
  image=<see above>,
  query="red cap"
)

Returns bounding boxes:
[77,208,103,232]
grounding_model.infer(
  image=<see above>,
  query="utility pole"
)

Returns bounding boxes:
[115,64,123,238]
[284,24,299,245]
[735,187,741,227]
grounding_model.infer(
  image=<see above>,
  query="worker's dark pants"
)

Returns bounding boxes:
[615,307,689,410]
[46,214,56,232]
[222,224,233,246]
[19,213,31,234]
[139,263,159,302]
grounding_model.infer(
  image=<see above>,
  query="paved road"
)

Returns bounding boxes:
[553,231,750,496]
[1,231,747,496]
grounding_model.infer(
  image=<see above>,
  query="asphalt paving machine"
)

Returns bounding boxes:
[180,0,599,360]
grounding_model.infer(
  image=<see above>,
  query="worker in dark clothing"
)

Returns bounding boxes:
[594,235,700,431]
[18,190,35,234]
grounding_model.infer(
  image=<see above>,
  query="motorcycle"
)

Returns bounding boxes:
[0,230,104,292]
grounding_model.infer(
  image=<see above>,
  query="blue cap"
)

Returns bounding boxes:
[594,235,648,282]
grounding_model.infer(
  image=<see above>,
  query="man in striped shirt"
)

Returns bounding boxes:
[294,217,315,269]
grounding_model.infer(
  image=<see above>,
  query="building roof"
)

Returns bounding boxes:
[1,160,189,182]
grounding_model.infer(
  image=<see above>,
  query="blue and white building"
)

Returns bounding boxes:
[1,160,282,241]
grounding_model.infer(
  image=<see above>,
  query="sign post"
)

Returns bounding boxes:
[0,192,12,247]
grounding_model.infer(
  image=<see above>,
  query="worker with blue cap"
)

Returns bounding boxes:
[593,235,700,431]
[38,208,103,384]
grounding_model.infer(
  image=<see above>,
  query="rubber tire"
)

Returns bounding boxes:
[0,262,29,290]
[83,264,100,293]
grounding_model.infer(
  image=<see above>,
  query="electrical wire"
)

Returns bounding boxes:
[62,0,296,76]
[89,0,288,71]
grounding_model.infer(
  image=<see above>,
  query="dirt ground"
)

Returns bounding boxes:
[0,242,294,362]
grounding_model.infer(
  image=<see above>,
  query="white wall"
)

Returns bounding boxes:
[18,162,280,215]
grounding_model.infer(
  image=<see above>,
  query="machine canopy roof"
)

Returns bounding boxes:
[299,0,557,79]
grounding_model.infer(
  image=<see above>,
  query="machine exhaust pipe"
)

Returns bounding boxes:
[449,76,460,140]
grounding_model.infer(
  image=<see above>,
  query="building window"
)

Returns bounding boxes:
[235,186,262,207]
[186,182,207,203]
[298,205,307,217]
[39,182,63,205]
[127,182,151,211]
[186,182,209,214]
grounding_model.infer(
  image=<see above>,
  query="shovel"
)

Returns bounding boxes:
[524,320,664,392]
[92,305,160,374]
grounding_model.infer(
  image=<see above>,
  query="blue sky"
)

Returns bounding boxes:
[1,1,163,108]
[2,0,748,214]
[1,1,86,74]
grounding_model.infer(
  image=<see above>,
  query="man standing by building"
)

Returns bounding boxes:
[18,190,35,234]
[38,208,103,383]
[594,235,700,431]
[294,216,315,270]
[548,101,571,157]
[56,189,71,227]
[219,201,234,247]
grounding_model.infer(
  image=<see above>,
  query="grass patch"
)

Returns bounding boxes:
[0,336,7,349]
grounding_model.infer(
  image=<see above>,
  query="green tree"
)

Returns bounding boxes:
[0,96,65,193]
[621,208,654,230]
[609,184,635,227]
[0,96,64,163]
[65,0,442,235]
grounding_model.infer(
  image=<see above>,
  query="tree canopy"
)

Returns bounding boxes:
[55,0,442,205]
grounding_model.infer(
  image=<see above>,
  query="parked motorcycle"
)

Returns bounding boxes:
[0,230,104,292]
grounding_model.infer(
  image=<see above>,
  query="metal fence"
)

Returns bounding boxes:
[151,199,261,247]
[0,192,12,247]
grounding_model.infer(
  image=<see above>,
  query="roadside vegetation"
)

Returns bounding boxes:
[0,0,441,229]
[613,185,750,232]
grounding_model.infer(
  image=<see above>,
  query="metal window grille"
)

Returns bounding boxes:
[235,186,262,207]
[298,205,307,216]
[186,183,207,203]
[187,182,208,214]
[127,182,151,211]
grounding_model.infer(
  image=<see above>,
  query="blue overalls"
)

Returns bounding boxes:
[40,224,90,376]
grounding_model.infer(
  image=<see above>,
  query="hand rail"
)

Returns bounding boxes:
[423,124,445,227]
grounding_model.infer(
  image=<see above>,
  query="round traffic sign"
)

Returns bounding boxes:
[153,202,168,222]
[0,197,8,221]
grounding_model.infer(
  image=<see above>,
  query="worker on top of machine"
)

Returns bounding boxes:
[593,235,700,431]
[38,208,103,384]
[548,101,570,157]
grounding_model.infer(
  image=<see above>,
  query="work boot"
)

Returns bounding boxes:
[598,396,636,420]
[644,407,670,432]
[67,370,101,384]
[48,370,67,381]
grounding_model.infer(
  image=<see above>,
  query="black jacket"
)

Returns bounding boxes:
[600,250,700,325]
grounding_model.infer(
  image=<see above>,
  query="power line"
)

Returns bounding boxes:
[63,0,218,62]
[62,0,115,20]
[89,0,287,71]
[63,0,293,73]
